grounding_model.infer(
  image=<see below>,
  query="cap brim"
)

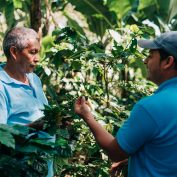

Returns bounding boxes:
[138,39,160,49]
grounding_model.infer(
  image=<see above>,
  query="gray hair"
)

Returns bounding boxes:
[3,27,39,58]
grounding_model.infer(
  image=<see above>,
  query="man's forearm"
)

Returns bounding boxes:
[82,113,128,162]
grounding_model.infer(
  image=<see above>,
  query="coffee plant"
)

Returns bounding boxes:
[0,25,156,177]
[37,26,155,176]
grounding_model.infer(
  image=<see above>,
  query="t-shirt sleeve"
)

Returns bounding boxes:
[0,92,8,124]
[116,103,159,154]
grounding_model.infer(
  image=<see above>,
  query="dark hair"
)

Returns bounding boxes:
[158,49,177,70]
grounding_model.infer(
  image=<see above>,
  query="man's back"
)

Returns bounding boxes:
[117,77,177,177]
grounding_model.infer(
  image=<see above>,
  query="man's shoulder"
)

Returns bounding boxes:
[138,94,156,105]
[139,86,176,106]
[136,90,175,118]
[136,94,162,113]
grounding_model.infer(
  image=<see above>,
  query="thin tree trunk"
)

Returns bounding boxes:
[43,0,50,36]
[30,0,42,38]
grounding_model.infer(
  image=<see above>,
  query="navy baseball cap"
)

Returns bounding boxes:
[138,31,177,59]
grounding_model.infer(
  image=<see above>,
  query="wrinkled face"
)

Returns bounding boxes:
[15,38,40,73]
[144,49,164,85]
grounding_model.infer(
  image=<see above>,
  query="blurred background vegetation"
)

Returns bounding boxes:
[0,0,177,176]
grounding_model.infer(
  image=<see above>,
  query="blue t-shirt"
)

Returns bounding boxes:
[117,77,177,177]
[0,65,48,125]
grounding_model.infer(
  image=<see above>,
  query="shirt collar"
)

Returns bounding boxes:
[0,64,14,84]
[0,64,31,85]
[155,77,177,94]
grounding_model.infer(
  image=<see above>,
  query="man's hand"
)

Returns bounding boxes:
[27,118,45,130]
[74,97,129,162]
[74,97,92,119]
[109,159,128,177]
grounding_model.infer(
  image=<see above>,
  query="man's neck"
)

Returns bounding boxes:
[157,71,177,86]
[4,63,29,85]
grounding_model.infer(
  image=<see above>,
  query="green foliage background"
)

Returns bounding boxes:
[0,0,176,176]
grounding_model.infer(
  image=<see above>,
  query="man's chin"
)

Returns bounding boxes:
[28,66,36,73]
[26,68,34,73]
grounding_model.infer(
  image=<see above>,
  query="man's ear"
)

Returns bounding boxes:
[163,56,175,69]
[9,46,18,60]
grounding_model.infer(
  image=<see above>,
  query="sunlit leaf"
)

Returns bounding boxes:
[13,0,22,8]
[107,0,136,20]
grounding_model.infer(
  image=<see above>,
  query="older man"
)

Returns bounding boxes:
[0,27,54,177]
[75,31,177,177]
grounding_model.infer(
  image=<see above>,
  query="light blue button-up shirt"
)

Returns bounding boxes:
[0,64,48,125]
[0,64,54,177]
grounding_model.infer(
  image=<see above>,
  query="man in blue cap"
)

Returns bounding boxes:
[74,31,177,177]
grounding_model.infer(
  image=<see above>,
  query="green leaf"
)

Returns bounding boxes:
[5,1,15,28]
[138,0,155,10]
[0,0,6,12]
[107,0,136,20]
[46,85,59,103]
[71,60,82,71]
[137,0,177,28]
[0,124,20,136]
[67,0,116,37]
[129,38,137,53]
[116,63,125,70]
[53,49,73,68]
[92,66,102,77]
[53,27,77,44]
[0,129,15,149]
[53,51,66,67]
[88,42,104,53]
[156,0,171,23]
[55,138,68,147]
[30,138,56,147]
[64,12,86,36]
[41,35,55,58]
[17,144,51,154]
[131,53,147,77]
[13,0,22,8]
[12,124,30,135]
[168,0,177,23]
